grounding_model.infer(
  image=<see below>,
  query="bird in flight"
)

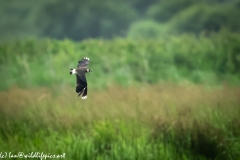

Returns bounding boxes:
[70,57,91,99]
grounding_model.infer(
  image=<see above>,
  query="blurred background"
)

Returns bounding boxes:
[1,0,240,159]
[0,0,240,89]
[1,0,240,41]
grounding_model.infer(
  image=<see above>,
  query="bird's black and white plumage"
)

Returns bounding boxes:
[70,57,91,99]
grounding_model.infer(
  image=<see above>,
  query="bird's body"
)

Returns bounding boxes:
[70,57,91,99]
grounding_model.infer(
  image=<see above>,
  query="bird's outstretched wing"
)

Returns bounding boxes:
[76,74,87,98]
[78,57,89,68]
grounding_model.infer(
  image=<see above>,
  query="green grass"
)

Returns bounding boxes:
[1,33,240,159]
[0,85,240,160]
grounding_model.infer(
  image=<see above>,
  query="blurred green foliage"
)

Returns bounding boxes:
[127,20,167,39]
[0,31,240,90]
[0,0,240,41]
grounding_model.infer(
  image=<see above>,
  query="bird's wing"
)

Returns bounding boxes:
[76,74,87,96]
[77,57,90,68]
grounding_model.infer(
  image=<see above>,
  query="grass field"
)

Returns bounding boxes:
[0,84,240,160]
[0,34,240,159]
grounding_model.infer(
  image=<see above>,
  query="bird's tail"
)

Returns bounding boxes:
[81,87,87,99]
[76,86,87,99]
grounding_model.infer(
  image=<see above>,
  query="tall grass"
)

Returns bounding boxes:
[0,31,240,90]
[1,33,240,159]
[0,85,240,160]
